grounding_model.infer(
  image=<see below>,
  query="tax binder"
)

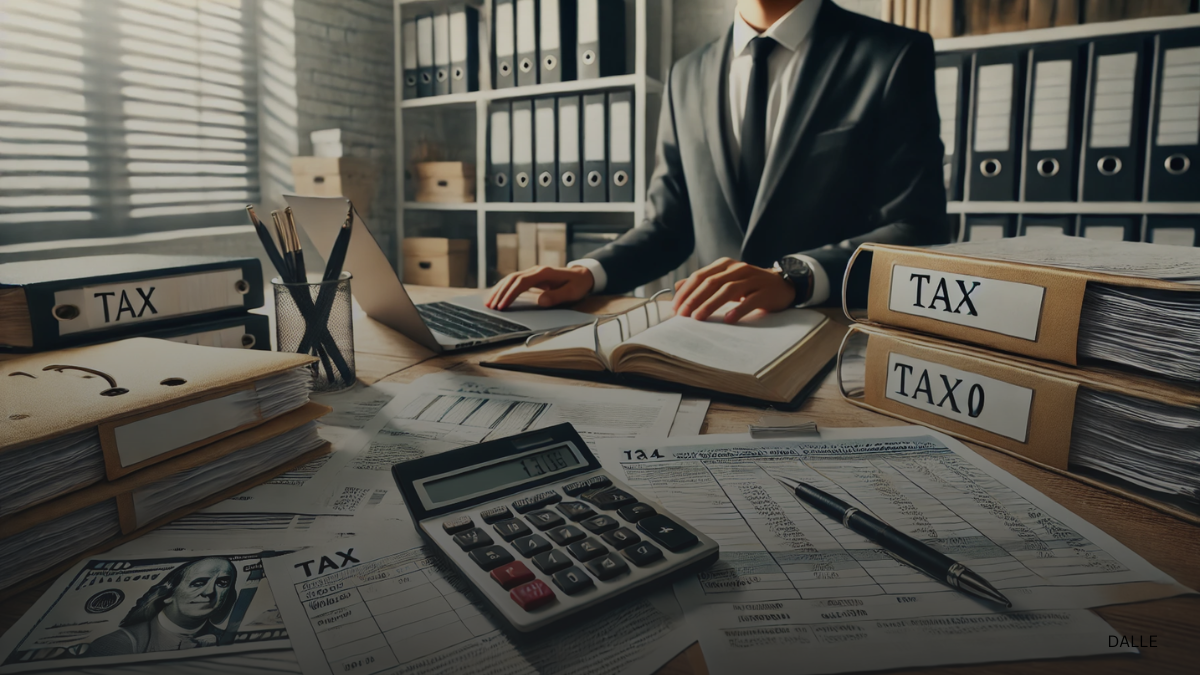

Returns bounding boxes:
[417,14,435,97]
[608,90,633,202]
[963,214,1015,241]
[1146,216,1200,246]
[539,0,576,83]
[1146,30,1200,202]
[487,101,512,202]
[516,0,539,87]
[534,97,558,202]
[1022,43,1083,201]
[402,17,418,100]
[577,0,626,80]
[512,98,535,202]
[1018,214,1075,237]
[1081,36,1150,201]
[558,95,582,202]
[449,4,479,94]
[935,53,970,202]
[433,10,452,96]
[494,0,516,89]
[967,49,1024,201]
[582,92,608,202]
[1079,215,1138,241]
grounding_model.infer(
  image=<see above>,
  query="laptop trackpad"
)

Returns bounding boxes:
[448,293,593,332]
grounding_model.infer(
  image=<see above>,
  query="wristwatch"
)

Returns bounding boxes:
[771,256,815,306]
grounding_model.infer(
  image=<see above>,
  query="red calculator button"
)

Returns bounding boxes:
[510,579,556,611]
[490,561,535,589]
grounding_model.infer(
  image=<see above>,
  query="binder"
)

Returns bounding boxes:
[1079,215,1137,241]
[935,52,970,201]
[416,14,435,97]
[582,92,607,202]
[557,95,582,202]
[534,97,558,202]
[147,313,270,351]
[1081,36,1150,201]
[434,10,451,96]
[539,0,577,84]
[512,98,534,202]
[1018,214,1074,236]
[494,0,516,89]
[608,90,633,202]
[1022,42,1083,201]
[962,214,1015,241]
[1146,30,1200,201]
[966,49,1024,201]
[449,4,479,94]
[516,0,539,87]
[577,0,626,80]
[487,100,513,202]
[1146,216,1200,246]
[402,17,418,99]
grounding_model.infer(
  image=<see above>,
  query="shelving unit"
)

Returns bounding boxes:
[394,0,673,288]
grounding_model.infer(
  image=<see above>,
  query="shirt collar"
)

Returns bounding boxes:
[732,0,823,57]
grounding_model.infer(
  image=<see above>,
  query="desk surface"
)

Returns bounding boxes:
[3,286,1197,675]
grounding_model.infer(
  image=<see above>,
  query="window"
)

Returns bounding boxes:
[0,0,260,245]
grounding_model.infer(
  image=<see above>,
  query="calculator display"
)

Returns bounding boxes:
[424,443,582,504]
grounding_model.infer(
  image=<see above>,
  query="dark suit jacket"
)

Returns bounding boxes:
[588,1,950,306]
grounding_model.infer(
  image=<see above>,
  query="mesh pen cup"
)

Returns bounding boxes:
[272,272,356,392]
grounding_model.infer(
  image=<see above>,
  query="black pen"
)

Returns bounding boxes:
[775,475,1012,607]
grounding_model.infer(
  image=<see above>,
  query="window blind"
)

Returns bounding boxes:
[0,0,260,245]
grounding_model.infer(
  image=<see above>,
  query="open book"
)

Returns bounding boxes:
[484,295,848,407]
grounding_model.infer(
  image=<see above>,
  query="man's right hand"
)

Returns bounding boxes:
[485,265,595,310]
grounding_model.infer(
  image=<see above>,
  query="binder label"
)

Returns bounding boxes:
[1030,60,1072,151]
[541,0,560,50]
[935,66,959,155]
[1156,46,1200,147]
[888,265,1045,340]
[885,352,1033,442]
[974,64,1013,152]
[1090,52,1137,148]
[54,269,247,335]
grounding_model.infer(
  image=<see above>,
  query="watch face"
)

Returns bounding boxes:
[779,256,812,280]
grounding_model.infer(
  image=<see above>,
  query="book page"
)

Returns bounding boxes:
[938,237,1200,281]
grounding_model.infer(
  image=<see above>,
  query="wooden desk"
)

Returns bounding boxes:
[3,286,1197,675]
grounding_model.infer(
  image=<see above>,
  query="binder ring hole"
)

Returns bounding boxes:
[406,75,416,86]
[160,377,187,386]
[419,261,432,270]
[613,170,629,187]
[520,58,532,73]
[587,170,602,187]
[453,67,463,80]
[1097,156,1122,176]
[437,180,449,187]
[499,62,511,76]
[1036,158,1060,177]
[979,159,1002,178]
[562,171,575,187]
[516,172,529,187]
[436,70,447,82]
[241,334,256,348]
[101,387,129,397]
[234,279,250,294]
[495,173,508,187]
[313,176,325,184]
[1166,154,1190,175]
[52,304,80,321]
[539,171,552,187]
[421,72,432,83]
[544,55,557,70]
[582,50,595,65]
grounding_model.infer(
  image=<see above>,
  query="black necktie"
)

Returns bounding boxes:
[738,36,777,220]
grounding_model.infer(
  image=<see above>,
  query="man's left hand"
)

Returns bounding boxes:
[672,258,797,324]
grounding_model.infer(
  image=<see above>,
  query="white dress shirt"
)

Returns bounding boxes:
[572,0,830,306]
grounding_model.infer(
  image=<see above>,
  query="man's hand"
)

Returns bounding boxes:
[673,258,797,324]
[485,265,595,310]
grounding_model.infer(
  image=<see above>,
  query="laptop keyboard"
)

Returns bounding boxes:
[416,302,531,341]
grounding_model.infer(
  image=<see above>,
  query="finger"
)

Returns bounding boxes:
[723,291,768,324]
[691,281,753,322]
[677,266,750,317]
[496,267,554,310]
[674,258,737,313]
[486,274,518,308]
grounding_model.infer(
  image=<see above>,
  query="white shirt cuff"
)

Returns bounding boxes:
[787,254,830,307]
[568,258,607,294]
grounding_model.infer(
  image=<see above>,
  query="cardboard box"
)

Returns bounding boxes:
[516,222,539,270]
[496,233,519,277]
[536,223,568,268]
[291,157,376,217]
[403,238,471,287]
[415,162,475,203]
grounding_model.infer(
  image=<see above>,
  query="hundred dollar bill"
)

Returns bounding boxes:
[0,550,290,673]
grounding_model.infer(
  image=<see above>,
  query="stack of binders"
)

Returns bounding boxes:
[492,0,626,89]
[402,4,480,99]
[487,90,633,203]
[838,236,1200,524]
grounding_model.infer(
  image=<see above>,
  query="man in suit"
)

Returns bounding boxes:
[487,0,948,322]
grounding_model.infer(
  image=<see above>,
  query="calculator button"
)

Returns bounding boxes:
[581,487,637,510]
[469,545,514,571]
[532,549,572,574]
[510,579,556,611]
[480,505,513,523]
[622,542,664,567]
[563,475,612,496]
[637,515,698,552]
[602,527,641,550]
[552,566,595,595]
[512,490,562,513]
[452,528,493,551]
[585,553,630,580]
[582,515,619,534]
[512,534,552,558]
[617,502,657,522]
[546,525,585,546]
[493,518,532,542]
[525,509,566,531]
[566,537,609,562]
[441,515,474,534]
[556,501,597,521]
[490,561,535,589]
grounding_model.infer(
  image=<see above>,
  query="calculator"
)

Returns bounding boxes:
[392,423,719,633]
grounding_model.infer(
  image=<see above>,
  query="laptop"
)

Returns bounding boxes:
[285,194,594,353]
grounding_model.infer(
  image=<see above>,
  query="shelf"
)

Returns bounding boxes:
[935,13,1200,52]
[400,74,660,109]
[403,202,478,211]
[948,201,1200,215]
[483,202,637,213]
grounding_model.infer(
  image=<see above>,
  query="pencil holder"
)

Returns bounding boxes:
[272,272,356,393]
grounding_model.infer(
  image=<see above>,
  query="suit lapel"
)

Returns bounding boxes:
[743,3,850,246]
[702,27,743,230]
